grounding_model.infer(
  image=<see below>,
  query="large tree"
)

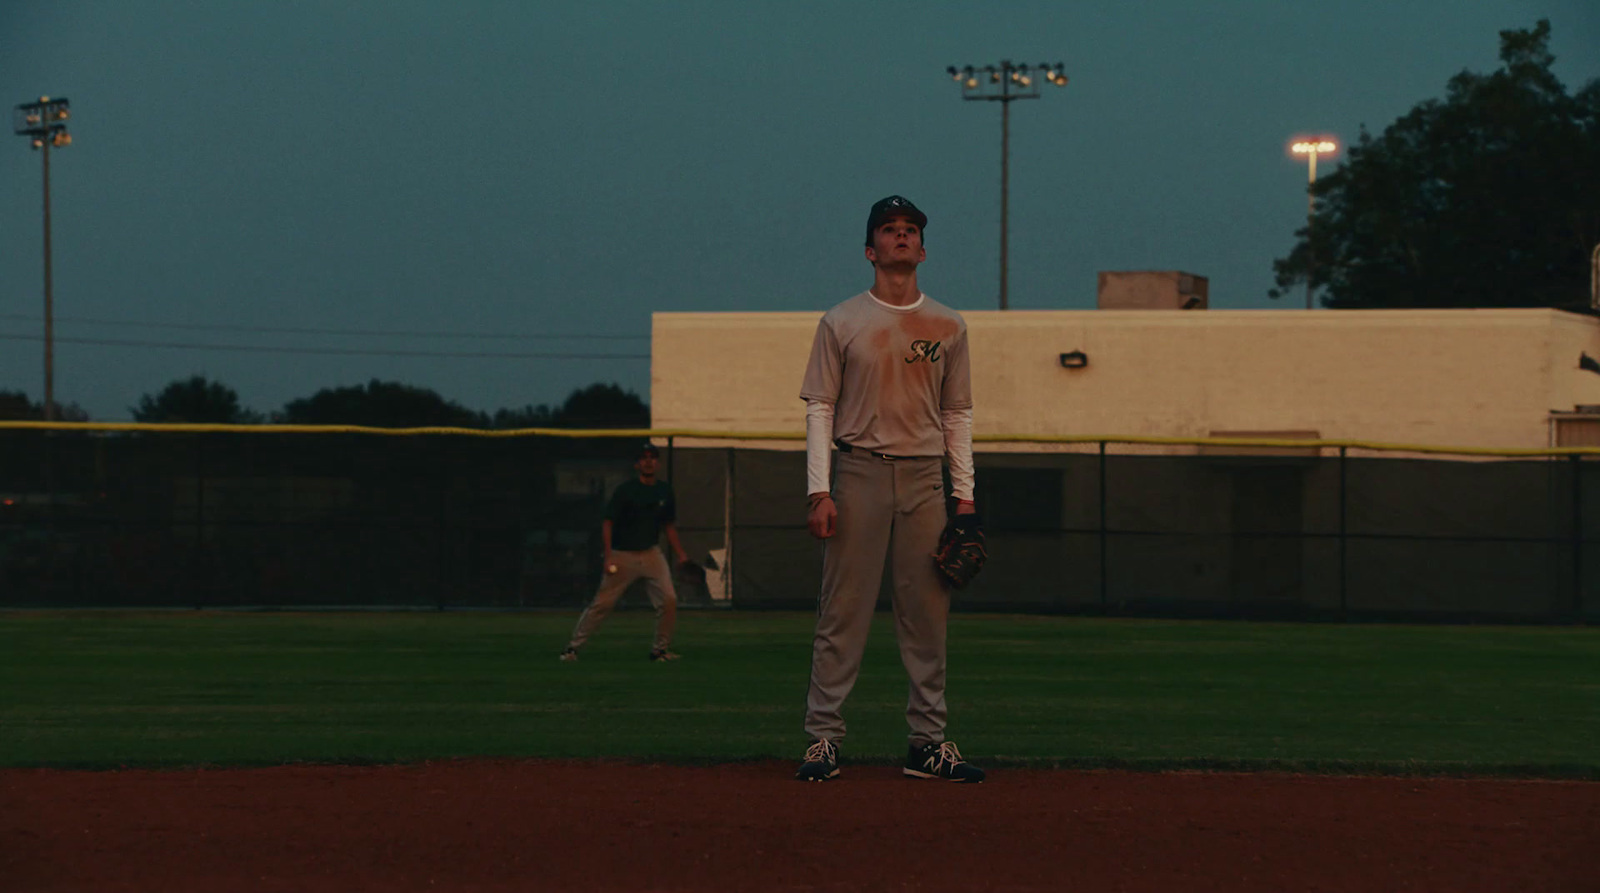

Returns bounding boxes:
[277,379,488,428]
[1271,20,1600,309]
[0,389,89,422]
[549,382,649,429]
[491,403,557,429]
[491,383,649,429]
[132,376,261,423]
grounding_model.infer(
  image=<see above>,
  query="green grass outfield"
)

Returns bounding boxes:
[3,610,1597,778]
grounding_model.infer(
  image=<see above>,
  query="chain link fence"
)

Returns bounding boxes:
[1,425,1594,623]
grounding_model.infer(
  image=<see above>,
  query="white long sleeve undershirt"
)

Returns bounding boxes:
[805,400,975,503]
[941,406,975,502]
[805,399,836,496]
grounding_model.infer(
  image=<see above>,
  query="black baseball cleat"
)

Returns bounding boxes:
[795,738,840,782]
[558,648,578,662]
[648,649,680,662]
[904,740,985,782]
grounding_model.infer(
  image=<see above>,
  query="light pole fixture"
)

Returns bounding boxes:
[946,60,1067,310]
[1290,137,1336,310]
[13,96,72,421]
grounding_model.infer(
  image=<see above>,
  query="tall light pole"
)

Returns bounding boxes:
[947,60,1067,310]
[13,96,72,420]
[1290,137,1336,310]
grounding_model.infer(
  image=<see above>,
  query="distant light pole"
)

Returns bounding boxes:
[13,96,72,420]
[1290,137,1336,310]
[1591,242,1600,311]
[946,60,1067,310]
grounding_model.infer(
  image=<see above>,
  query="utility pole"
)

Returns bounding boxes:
[946,61,1067,310]
[1290,138,1336,310]
[13,96,73,420]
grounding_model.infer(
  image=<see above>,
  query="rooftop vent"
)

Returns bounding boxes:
[1097,271,1208,310]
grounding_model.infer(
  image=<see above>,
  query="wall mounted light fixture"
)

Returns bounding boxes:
[1059,351,1088,369]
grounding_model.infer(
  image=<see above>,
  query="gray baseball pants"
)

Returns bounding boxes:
[566,547,677,653]
[804,450,950,747]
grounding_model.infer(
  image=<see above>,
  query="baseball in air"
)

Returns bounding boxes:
[607,564,619,574]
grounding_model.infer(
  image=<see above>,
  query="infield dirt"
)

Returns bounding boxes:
[5,760,1597,892]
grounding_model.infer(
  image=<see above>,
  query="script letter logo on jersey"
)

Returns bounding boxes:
[905,340,942,365]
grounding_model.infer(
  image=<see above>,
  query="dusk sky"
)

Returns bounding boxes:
[3,1,1597,421]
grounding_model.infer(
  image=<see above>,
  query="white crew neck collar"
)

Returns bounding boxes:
[867,290,925,311]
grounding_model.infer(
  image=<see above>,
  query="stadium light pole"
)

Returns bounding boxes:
[13,96,72,420]
[1290,137,1336,310]
[946,60,1067,310]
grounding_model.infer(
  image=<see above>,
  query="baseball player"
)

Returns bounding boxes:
[559,441,689,663]
[794,196,985,782]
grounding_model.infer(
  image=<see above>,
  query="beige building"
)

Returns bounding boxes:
[650,303,1599,618]
[651,307,1600,453]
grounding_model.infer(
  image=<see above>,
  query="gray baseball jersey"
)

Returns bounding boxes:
[800,292,972,457]
[799,290,973,751]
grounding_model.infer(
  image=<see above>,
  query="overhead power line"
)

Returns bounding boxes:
[0,312,649,341]
[0,332,647,360]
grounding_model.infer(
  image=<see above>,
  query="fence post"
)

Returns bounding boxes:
[194,432,206,610]
[436,436,448,612]
[42,428,58,606]
[1572,454,1582,624]
[1098,440,1108,612]
[1339,445,1347,621]
[725,447,735,606]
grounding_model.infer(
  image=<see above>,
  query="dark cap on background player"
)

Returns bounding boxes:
[638,441,660,459]
[865,195,927,246]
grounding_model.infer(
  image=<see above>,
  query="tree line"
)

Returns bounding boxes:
[0,378,649,429]
[1271,20,1599,309]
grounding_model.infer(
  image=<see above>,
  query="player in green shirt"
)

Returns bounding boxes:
[560,441,690,662]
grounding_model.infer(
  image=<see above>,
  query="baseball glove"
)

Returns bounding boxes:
[933,514,987,589]
[677,559,708,587]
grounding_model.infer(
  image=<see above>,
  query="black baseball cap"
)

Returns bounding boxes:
[865,195,927,246]
[638,441,660,458]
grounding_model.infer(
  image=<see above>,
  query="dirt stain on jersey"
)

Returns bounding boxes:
[899,315,959,344]
[871,327,901,390]
[898,316,959,368]
[873,315,960,391]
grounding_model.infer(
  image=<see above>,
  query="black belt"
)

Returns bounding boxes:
[834,439,926,461]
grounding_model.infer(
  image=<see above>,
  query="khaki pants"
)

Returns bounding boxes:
[566,547,677,653]
[804,451,950,747]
